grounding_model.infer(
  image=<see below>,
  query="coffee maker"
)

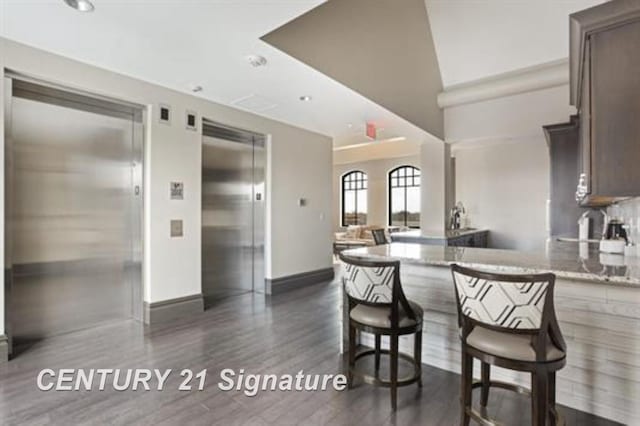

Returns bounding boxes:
[600,217,628,254]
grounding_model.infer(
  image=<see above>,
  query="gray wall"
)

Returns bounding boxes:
[333,155,420,231]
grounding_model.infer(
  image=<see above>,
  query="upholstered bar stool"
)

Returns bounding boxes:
[340,253,423,410]
[450,264,567,426]
[371,228,390,245]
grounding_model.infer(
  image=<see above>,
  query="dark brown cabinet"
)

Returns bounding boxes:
[570,2,640,206]
[446,231,488,248]
[544,117,587,237]
[391,230,488,248]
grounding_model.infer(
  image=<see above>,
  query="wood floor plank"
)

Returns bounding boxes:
[0,279,623,425]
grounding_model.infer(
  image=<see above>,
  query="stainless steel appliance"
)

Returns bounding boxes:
[604,219,628,242]
[4,76,143,350]
[201,121,265,303]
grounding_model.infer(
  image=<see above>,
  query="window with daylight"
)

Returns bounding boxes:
[389,166,420,228]
[341,171,368,226]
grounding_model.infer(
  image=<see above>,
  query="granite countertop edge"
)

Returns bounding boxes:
[343,248,640,287]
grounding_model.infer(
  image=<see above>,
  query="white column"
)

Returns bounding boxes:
[420,139,452,232]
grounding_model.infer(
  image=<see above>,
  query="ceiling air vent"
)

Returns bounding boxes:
[231,94,278,113]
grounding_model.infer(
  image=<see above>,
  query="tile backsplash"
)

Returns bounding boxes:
[608,198,640,244]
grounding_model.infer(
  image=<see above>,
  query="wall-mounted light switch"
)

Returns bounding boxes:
[170,220,183,237]
[298,198,307,207]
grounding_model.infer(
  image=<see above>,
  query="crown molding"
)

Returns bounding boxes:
[437,59,568,109]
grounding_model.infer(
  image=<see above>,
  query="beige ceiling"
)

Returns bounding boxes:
[262,0,444,140]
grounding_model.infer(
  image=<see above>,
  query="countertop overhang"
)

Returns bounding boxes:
[343,241,640,286]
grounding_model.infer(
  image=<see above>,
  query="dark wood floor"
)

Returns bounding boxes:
[0,279,622,425]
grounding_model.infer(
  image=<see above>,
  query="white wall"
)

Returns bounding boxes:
[455,140,550,251]
[420,139,452,232]
[0,38,333,334]
[447,85,574,250]
[333,154,420,230]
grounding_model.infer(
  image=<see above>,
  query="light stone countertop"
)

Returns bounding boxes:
[342,241,640,286]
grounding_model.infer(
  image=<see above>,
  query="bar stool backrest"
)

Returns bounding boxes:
[342,259,395,304]
[340,254,416,327]
[451,264,566,361]
[452,269,548,330]
[371,228,389,245]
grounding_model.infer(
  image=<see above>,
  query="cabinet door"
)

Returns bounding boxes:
[579,40,592,196]
[591,21,640,196]
[466,236,475,247]
[547,120,582,236]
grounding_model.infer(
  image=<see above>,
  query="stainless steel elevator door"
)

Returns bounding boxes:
[253,143,265,292]
[8,85,139,341]
[201,134,265,303]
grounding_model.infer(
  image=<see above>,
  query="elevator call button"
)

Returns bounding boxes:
[170,220,183,238]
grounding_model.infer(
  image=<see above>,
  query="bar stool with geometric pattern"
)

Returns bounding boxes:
[341,253,423,411]
[371,228,390,245]
[451,264,567,426]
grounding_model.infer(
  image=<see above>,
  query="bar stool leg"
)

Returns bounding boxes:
[548,371,556,423]
[390,334,399,411]
[460,350,473,426]
[481,362,490,407]
[374,334,381,373]
[348,323,356,388]
[531,369,549,426]
[414,330,422,388]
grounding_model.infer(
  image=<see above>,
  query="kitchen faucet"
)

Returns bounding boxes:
[578,208,608,240]
[449,202,466,230]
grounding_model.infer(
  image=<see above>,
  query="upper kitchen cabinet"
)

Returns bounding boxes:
[570,1,640,207]
[544,116,587,237]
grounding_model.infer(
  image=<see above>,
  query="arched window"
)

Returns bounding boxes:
[342,171,368,226]
[389,166,420,228]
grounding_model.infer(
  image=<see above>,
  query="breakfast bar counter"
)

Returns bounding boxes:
[340,242,640,424]
[345,241,640,286]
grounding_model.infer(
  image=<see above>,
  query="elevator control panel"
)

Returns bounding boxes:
[186,110,197,131]
[170,182,184,200]
[159,103,171,124]
[170,220,183,238]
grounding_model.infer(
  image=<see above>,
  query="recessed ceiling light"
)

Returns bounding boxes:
[246,55,267,68]
[63,0,95,12]
[299,96,312,102]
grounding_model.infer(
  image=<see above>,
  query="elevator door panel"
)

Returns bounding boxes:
[10,93,136,340]
[202,136,257,301]
[253,144,266,290]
